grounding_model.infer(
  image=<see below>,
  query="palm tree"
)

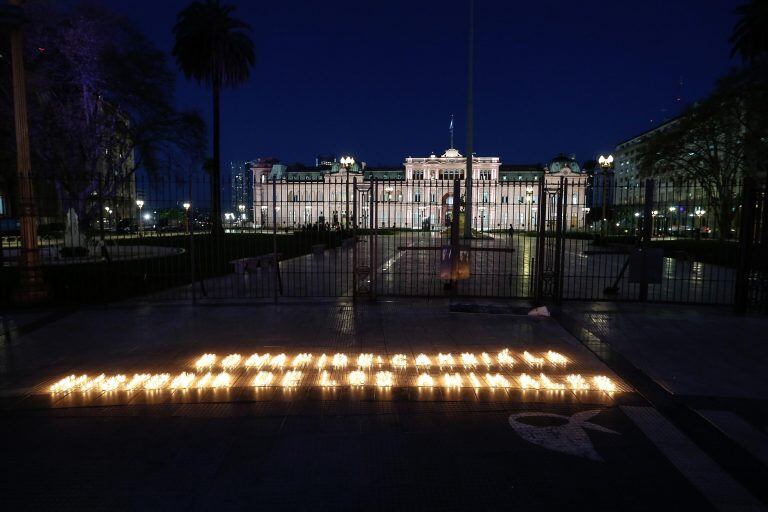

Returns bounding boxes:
[173,0,255,235]
[731,0,768,63]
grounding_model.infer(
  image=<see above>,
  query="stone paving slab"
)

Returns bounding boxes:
[0,401,715,511]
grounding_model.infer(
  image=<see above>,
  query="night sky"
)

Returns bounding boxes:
[110,0,740,171]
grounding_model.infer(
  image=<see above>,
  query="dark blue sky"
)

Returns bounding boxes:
[111,0,740,169]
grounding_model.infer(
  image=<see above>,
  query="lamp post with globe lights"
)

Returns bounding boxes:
[136,200,144,236]
[598,155,614,237]
[183,202,191,233]
[3,0,46,301]
[340,156,355,228]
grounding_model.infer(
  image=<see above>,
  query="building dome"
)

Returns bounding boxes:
[442,148,463,158]
[548,154,580,174]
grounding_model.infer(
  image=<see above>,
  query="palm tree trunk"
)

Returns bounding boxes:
[211,77,223,237]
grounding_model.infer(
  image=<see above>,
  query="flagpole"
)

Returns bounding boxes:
[464,0,474,239]
[450,114,454,149]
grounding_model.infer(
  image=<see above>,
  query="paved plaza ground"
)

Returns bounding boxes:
[1,299,766,510]
[152,233,736,305]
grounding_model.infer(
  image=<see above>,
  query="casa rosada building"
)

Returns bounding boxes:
[252,148,587,231]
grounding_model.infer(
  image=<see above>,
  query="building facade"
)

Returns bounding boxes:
[253,148,588,231]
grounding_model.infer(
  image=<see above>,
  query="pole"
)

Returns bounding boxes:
[463,0,474,239]
[9,0,47,302]
[639,179,654,301]
[272,178,278,304]
[601,167,607,237]
[735,176,756,314]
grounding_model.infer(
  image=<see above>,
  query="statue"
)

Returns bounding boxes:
[61,208,89,257]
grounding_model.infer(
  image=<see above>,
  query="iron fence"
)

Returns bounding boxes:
[0,173,764,310]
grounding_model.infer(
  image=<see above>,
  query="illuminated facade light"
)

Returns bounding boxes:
[375,371,394,387]
[194,353,216,371]
[349,370,366,386]
[253,371,274,387]
[221,354,242,370]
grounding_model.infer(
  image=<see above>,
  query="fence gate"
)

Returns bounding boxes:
[533,177,566,304]
[353,179,375,299]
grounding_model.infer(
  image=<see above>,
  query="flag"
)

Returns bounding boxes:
[449,116,453,131]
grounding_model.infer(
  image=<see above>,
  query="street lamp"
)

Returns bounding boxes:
[598,155,614,236]
[339,156,355,229]
[136,199,144,236]
[238,204,246,229]
[183,202,191,233]
[694,208,705,238]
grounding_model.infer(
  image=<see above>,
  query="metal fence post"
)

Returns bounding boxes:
[639,179,655,301]
[554,177,565,304]
[534,172,547,303]
[450,178,461,296]
[370,179,377,300]
[272,177,278,304]
[735,176,756,314]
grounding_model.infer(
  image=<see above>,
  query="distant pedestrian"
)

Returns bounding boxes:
[507,224,515,238]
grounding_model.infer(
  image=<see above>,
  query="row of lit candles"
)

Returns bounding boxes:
[49,371,617,393]
[194,350,568,372]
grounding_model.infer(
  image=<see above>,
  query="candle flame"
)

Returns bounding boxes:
[194,353,216,371]
[319,370,337,387]
[170,372,196,389]
[497,349,515,366]
[221,354,242,370]
[253,371,274,387]
[245,353,270,369]
[461,353,478,369]
[522,351,544,366]
[375,371,394,387]
[391,354,407,370]
[349,370,366,386]
[281,370,302,387]
[417,373,434,387]
[415,354,431,369]
[270,353,287,370]
[356,353,373,369]
[332,353,348,369]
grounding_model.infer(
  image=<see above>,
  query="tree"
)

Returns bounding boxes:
[638,70,768,239]
[172,0,255,235]
[731,0,768,63]
[0,1,206,222]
